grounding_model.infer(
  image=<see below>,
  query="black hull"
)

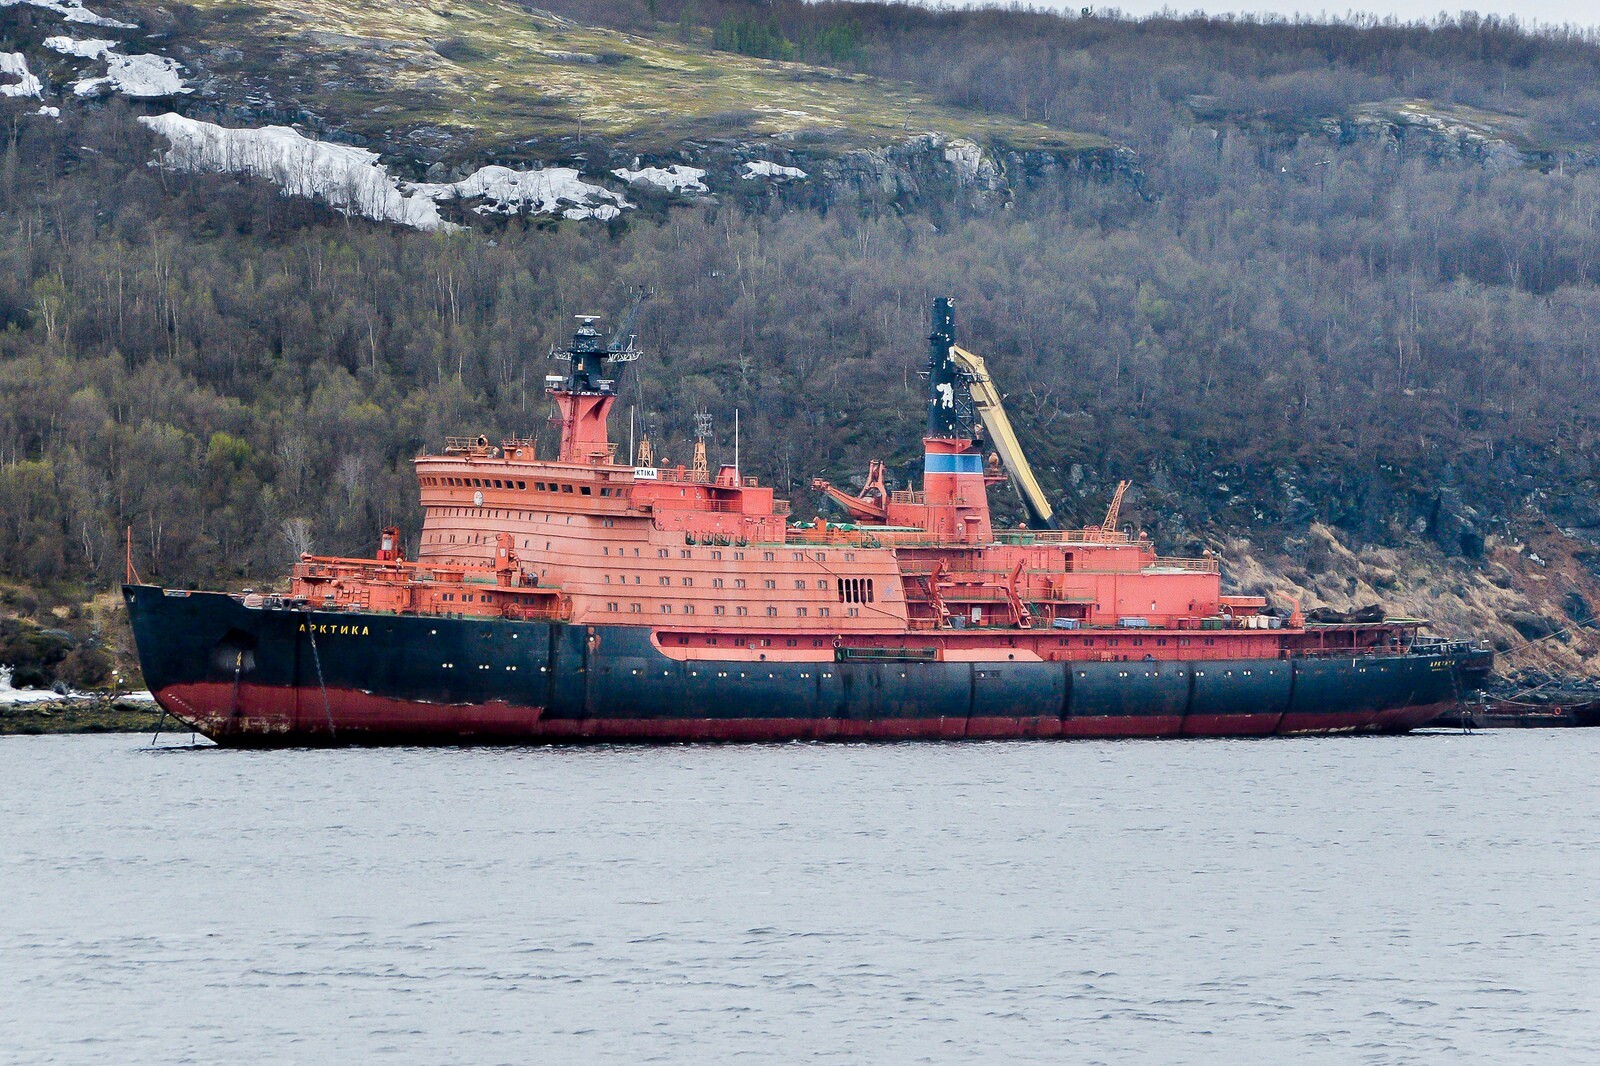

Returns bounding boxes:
[125,586,1483,747]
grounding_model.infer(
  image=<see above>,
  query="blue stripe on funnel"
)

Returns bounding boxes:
[924,453,984,474]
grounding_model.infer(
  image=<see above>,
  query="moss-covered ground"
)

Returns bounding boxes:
[178,0,1107,161]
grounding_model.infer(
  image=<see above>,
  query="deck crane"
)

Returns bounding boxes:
[1099,479,1131,535]
[945,344,1060,530]
[607,287,653,351]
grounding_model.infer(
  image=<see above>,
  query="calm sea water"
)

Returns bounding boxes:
[2,731,1597,1064]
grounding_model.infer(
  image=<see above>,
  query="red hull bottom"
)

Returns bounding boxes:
[154,683,1453,747]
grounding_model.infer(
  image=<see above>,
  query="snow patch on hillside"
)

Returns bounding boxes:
[409,166,629,220]
[0,0,136,29]
[139,114,455,232]
[44,35,116,59]
[612,164,708,194]
[742,160,807,181]
[75,53,188,97]
[0,53,42,98]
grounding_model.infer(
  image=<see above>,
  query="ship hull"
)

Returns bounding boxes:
[126,586,1476,747]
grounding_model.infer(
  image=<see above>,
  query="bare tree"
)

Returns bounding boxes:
[280,517,314,561]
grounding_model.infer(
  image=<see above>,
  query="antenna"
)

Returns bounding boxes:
[734,408,740,476]
[693,410,712,482]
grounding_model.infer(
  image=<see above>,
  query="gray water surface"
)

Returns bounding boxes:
[2,732,1597,1064]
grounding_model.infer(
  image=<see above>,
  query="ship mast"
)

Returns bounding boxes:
[546,315,640,464]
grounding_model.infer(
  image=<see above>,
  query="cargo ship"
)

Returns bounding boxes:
[125,299,1491,745]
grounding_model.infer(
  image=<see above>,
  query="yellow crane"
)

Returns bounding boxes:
[947,344,1132,536]
[947,344,1059,529]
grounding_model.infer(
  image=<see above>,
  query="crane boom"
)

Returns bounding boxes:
[947,345,1058,530]
[1102,479,1130,534]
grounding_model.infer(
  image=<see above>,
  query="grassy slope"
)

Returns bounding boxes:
[179,0,1106,160]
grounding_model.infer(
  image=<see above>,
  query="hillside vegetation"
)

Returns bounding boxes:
[142,0,1105,160]
[4,0,1600,686]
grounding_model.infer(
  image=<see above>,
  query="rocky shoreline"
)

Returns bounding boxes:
[0,696,175,736]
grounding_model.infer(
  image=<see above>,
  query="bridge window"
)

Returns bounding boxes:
[561,484,573,493]
[517,481,526,489]
[581,486,592,495]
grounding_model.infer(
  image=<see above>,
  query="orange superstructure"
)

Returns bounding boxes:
[285,303,1365,666]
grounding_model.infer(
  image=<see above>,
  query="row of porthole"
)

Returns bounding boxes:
[430,629,521,640]
[440,663,546,672]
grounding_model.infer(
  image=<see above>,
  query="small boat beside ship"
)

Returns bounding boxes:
[125,299,1491,745]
